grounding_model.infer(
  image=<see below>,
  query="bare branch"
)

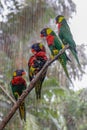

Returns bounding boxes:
[0,45,69,130]
[0,85,15,104]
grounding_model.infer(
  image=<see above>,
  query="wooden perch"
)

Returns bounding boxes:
[0,45,69,130]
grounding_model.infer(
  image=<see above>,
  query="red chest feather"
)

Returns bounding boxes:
[58,23,61,32]
[46,35,54,46]
[12,76,26,86]
[28,56,36,66]
[35,51,48,60]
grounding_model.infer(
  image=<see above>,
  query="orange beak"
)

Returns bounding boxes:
[56,20,58,24]
[22,71,26,76]
[31,49,36,54]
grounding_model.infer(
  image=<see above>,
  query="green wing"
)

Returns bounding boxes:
[54,35,69,64]
[10,82,26,121]
[48,35,72,83]
[59,23,81,67]
[59,23,76,50]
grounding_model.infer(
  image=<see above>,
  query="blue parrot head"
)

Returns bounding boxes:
[40,28,53,37]
[40,28,47,37]
[55,15,64,24]
[13,69,26,77]
[31,43,45,54]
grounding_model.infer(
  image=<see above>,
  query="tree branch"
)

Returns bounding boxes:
[0,45,69,130]
[0,85,15,104]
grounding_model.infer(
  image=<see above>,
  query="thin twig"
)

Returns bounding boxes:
[0,85,15,104]
[0,45,69,130]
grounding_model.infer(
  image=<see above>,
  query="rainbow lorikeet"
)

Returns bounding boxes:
[55,15,81,67]
[28,43,48,100]
[10,69,26,121]
[40,28,73,84]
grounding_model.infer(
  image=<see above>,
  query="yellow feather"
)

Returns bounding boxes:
[13,71,16,76]
[53,49,59,55]
[59,16,64,23]
[19,101,25,120]
[39,43,43,49]
[50,55,54,59]
[30,66,35,77]
[62,44,65,49]
[14,92,19,99]
[47,28,52,35]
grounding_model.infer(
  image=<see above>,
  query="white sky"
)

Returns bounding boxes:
[69,0,87,90]
[70,0,87,45]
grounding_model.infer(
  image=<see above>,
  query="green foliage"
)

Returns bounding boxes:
[43,78,59,88]
[30,83,87,130]
[79,124,87,130]
[24,113,41,130]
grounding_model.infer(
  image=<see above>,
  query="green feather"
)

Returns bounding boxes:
[58,18,81,67]
[10,81,26,121]
[58,57,73,84]
[40,27,73,84]
[71,49,81,67]
[48,32,72,83]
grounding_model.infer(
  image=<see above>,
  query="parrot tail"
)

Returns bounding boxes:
[66,55,71,62]
[71,49,85,74]
[60,60,74,86]
[71,49,81,68]
[35,74,46,100]
[19,101,26,121]
[35,80,42,100]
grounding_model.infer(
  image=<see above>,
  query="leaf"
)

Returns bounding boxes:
[43,78,59,88]
[53,88,65,97]
[49,114,61,130]
[24,113,41,130]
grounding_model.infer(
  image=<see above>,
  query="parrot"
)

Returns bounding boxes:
[10,69,26,121]
[55,15,81,67]
[28,43,48,100]
[40,27,73,84]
